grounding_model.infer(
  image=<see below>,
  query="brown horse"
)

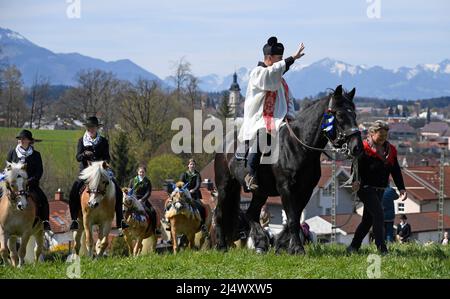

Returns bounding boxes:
[121,188,157,256]
[164,182,212,253]
[0,162,44,267]
[72,161,115,258]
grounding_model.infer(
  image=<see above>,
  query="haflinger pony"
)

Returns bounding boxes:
[72,161,115,258]
[121,188,157,256]
[0,162,44,267]
[214,85,363,254]
[164,181,212,253]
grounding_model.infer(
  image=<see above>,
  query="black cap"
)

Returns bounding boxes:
[400,214,408,220]
[263,36,284,56]
[83,116,103,128]
[16,129,42,143]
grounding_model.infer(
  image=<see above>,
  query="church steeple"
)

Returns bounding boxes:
[229,72,241,116]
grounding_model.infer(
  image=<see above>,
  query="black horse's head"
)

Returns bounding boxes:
[326,85,363,157]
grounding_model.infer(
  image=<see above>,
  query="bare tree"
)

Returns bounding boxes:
[119,79,176,158]
[59,69,120,133]
[29,74,50,128]
[168,57,192,102]
[0,65,27,127]
[185,74,201,109]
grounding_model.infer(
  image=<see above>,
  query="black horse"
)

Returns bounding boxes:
[214,85,363,254]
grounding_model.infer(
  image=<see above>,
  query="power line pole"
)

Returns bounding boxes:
[331,153,337,243]
[438,149,445,241]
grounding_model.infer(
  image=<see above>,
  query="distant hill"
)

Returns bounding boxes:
[0,27,163,86]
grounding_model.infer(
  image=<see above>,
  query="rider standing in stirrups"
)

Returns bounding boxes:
[238,36,305,191]
[68,116,129,231]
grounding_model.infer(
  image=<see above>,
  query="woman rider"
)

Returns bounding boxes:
[6,129,51,231]
[68,116,128,231]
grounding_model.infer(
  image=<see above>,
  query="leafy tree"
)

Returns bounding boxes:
[147,154,185,188]
[111,131,136,187]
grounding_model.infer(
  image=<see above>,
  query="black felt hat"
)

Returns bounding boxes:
[83,116,103,127]
[263,36,284,56]
[16,129,42,143]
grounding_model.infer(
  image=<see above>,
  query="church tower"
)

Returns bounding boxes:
[229,72,241,117]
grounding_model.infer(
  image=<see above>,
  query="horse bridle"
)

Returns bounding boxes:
[324,94,361,155]
[286,94,360,158]
[86,180,109,196]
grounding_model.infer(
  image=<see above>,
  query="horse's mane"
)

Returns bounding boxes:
[1,162,28,195]
[79,162,112,195]
[4,162,28,181]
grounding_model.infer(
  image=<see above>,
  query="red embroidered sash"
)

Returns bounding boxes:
[263,78,290,133]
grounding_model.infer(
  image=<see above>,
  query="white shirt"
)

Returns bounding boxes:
[238,59,296,142]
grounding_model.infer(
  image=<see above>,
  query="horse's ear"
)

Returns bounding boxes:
[5,162,12,171]
[335,85,343,96]
[347,88,356,100]
[122,187,129,194]
[176,181,184,189]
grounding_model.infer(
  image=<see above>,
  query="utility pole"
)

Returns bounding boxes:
[438,149,445,241]
[331,153,337,243]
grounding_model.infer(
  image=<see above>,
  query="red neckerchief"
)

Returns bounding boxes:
[363,138,397,166]
[263,78,290,133]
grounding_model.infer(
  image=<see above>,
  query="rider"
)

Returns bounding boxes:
[68,116,129,231]
[128,165,154,218]
[238,36,305,190]
[6,129,52,231]
[180,159,207,232]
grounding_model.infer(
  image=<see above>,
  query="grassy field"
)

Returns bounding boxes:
[0,243,449,279]
[0,127,84,195]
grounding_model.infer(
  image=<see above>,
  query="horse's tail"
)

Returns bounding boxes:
[214,152,242,248]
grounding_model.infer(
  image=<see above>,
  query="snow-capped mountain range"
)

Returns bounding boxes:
[1,27,449,100]
[198,58,450,100]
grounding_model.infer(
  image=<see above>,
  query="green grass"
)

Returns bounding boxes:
[1,243,449,279]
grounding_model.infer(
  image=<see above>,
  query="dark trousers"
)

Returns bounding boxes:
[29,185,49,222]
[247,131,272,176]
[384,221,394,242]
[69,178,124,227]
[351,187,387,250]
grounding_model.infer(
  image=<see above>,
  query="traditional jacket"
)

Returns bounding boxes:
[7,147,43,186]
[239,58,296,142]
[180,170,202,200]
[129,176,152,202]
[76,135,110,171]
[358,139,405,190]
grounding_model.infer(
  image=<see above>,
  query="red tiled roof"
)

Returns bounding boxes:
[400,166,450,202]
[389,122,416,134]
[420,122,449,135]
[49,200,70,233]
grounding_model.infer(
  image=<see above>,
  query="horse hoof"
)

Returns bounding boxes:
[288,246,305,255]
[255,247,266,254]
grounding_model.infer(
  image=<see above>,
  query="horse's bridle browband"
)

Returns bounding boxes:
[86,188,107,195]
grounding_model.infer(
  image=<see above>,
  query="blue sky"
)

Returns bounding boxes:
[1,0,449,78]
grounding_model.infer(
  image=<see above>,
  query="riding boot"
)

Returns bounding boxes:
[113,180,129,230]
[69,180,83,230]
[33,186,51,231]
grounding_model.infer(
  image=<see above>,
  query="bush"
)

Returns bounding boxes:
[147,154,185,188]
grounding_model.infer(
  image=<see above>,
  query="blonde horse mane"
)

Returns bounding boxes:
[79,161,114,198]
[2,162,28,192]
